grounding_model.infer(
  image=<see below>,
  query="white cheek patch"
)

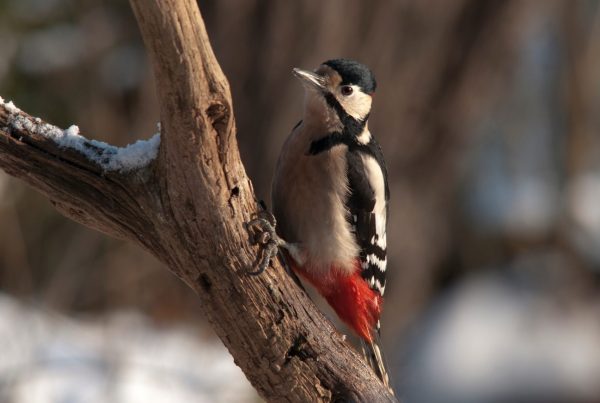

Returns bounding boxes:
[338,86,372,121]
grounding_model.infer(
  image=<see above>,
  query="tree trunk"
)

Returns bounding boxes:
[0,0,397,402]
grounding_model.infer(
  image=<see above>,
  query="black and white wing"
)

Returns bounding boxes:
[346,138,389,296]
[347,136,392,389]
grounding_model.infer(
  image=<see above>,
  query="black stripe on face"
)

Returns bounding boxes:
[306,90,371,155]
[323,92,368,138]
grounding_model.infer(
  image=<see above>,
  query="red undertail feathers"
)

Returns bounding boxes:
[291,259,382,342]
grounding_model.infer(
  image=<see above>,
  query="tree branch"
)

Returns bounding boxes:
[0,0,397,401]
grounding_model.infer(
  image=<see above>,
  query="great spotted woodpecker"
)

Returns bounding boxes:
[250,59,391,389]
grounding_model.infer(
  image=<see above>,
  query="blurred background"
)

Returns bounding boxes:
[1,0,600,402]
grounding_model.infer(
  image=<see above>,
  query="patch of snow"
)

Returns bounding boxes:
[1,97,160,172]
[0,294,259,403]
[4,100,21,114]
[401,269,600,403]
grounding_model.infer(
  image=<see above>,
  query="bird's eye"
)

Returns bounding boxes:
[341,86,353,96]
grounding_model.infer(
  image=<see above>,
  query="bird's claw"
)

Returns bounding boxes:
[246,212,281,275]
[247,217,276,245]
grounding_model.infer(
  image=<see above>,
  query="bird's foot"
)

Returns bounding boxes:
[246,211,283,275]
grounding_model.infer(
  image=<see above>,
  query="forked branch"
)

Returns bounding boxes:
[0,0,397,401]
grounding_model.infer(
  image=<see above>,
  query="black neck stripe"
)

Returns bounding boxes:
[308,131,348,155]
[307,91,369,155]
[308,130,378,156]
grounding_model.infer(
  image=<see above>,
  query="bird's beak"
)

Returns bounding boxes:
[293,68,326,91]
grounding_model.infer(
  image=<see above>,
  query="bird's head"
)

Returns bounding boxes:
[293,59,376,125]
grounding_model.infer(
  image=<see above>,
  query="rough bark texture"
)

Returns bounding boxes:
[0,0,397,402]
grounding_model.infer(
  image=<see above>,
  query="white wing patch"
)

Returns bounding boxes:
[361,155,386,216]
[360,154,388,294]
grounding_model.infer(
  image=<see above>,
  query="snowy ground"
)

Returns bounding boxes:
[0,294,259,403]
[399,268,600,403]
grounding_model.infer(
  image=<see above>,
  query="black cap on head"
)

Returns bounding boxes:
[323,58,377,94]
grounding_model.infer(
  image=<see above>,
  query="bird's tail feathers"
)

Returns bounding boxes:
[360,323,393,394]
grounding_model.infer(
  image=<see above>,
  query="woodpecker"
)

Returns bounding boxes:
[250,59,390,389]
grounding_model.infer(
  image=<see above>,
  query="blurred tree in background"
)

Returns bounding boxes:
[1,0,600,402]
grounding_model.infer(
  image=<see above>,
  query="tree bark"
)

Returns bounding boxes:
[0,0,397,402]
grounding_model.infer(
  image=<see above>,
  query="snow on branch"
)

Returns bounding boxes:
[0,96,160,173]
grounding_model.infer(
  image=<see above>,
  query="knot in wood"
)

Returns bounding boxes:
[206,101,230,133]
